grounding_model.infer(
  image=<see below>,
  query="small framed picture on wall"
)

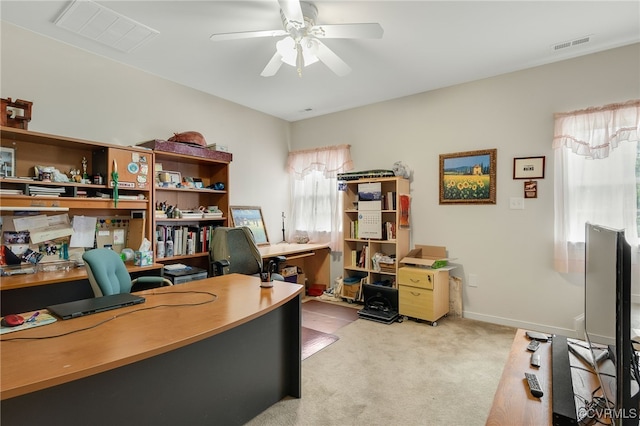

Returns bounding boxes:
[524,181,538,198]
[513,156,545,179]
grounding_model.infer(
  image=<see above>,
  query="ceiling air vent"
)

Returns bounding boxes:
[55,0,159,53]
[552,35,592,51]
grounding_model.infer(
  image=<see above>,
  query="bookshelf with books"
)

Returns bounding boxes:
[341,176,410,301]
[138,139,232,273]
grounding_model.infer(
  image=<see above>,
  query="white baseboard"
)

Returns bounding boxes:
[462,310,578,338]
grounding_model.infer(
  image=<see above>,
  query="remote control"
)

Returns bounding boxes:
[526,331,549,342]
[527,340,540,352]
[525,372,543,398]
[530,353,541,368]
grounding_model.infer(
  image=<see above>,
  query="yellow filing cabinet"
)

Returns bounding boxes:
[398,266,450,325]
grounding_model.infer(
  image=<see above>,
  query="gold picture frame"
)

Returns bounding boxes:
[439,149,497,204]
[229,206,270,246]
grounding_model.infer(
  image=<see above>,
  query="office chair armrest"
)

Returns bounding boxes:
[131,276,173,292]
[211,259,230,276]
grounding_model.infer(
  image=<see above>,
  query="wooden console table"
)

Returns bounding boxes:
[1,274,303,425]
[486,328,553,425]
[486,329,612,425]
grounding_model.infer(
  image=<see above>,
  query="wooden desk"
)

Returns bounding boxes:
[260,242,331,289]
[486,328,553,425]
[0,263,164,315]
[1,274,303,425]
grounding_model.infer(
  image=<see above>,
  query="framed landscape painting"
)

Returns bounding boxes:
[229,206,270,245]
[439,149,497,204]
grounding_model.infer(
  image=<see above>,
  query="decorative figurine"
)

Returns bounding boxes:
[82,157,88,180]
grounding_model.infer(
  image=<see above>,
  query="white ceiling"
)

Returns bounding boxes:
[2,1,639,122]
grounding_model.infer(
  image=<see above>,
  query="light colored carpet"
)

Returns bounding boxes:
[245,316,516,426]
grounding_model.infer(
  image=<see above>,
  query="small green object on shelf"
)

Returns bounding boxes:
[431,260,448,269]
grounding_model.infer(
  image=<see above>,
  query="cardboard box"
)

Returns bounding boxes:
[281,266,298,277]
[134,250,153,266]
[343,282,359,299]
[400,245,453,269]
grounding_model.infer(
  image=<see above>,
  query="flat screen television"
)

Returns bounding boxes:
[584,223,639,425]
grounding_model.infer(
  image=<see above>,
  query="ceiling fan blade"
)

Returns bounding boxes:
[210,29,287,42]
[313,23,384,39]
[278,0,304,27]
[312,39,351,76]
[261,51,284,77]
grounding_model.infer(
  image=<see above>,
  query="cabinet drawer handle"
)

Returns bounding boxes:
[410,291,421,296]
[410,278,420,283]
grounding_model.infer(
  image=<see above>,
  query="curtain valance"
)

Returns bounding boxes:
[287,144,353,179]
[552,99,640,159]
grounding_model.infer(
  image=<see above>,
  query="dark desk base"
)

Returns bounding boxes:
[1,268,163,316]
[1,294,301,426]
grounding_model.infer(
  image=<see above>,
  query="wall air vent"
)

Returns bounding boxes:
[552,35,592,51]
[55,0,159,53]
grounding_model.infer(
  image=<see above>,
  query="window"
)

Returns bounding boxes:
[286,145,353,251]
[553,100,640,274]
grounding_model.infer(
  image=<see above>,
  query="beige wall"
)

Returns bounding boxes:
[0,23,291,239]
[290,43,640,334]
[2,20,639,335]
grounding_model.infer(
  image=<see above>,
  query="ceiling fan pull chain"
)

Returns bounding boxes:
[296,43,304,77]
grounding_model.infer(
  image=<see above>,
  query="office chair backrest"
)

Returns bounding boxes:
[210,227,262,276]
[83,248,133,296]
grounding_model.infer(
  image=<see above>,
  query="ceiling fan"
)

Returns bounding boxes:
[209,0,383,77]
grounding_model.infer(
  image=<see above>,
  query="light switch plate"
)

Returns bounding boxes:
[509,197,525,210]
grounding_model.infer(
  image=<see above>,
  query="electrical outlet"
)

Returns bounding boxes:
[509,197,525,210]
[468,273,478,287]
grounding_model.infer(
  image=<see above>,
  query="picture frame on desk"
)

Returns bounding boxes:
[439,148,497,204]
[157,170,181,187]
[229,206,269,246]
[1,146,15,177]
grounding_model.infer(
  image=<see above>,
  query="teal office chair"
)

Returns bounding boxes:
[209,227,285,280]
[83,248,172,297]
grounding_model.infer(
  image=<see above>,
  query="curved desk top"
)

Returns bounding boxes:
[1,274,303,400]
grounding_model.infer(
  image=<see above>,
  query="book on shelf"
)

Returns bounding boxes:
[155,224,217,256]
[356,246,370,269]
[384,222,396,240]
[385,192,396,210]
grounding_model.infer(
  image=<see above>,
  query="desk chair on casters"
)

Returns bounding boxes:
[82,248,172,297]
[209,226,285,281]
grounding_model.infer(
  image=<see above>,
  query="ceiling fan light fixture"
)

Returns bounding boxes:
[276,37,319,70]
[212,0,382,77]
